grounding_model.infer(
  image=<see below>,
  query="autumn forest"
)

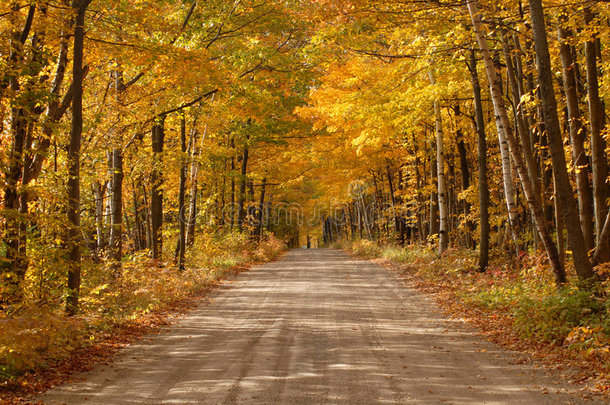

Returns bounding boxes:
[1,0,610,397]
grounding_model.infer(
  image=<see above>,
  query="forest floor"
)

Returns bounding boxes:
[32,249,605,404]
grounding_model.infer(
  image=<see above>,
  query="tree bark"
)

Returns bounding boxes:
[455,105,473,248]
[66,0,92,315]
[108,148,123,273]
[151,115,165,260]
[429,135,439,238]
[429,70,449,254]
[584,7,610,262]
[186,126,201,246]
[501,29,543,206]
[2,5,37,300]
[527,0,594,280]
[255,177,267,240]
[92,181,107,253]
[230,137,236,230]
[177,114,187,271]
[467,49,490,272]
[237,134,249,232]
[558,27,595,253]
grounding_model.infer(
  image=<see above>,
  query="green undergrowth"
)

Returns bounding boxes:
[0,232,286,382]
[342,239,610,371]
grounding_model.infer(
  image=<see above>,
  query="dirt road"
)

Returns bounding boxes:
[39,249,599,404]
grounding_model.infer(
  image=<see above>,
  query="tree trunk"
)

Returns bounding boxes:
[1,5,36,301]
[177,114,187,270]
[108,148,123,274]
[429,135,439,238]
[480,36,520,246]
[467,49,490,272]
[386,165,404,245]
[584,7,610,263]
[527,0,594,280]
[151,115,165,260]
[429,70,449,254]
[66,0,92,315]
[132,181,145,250]
[501,29,543,207]
[558,26,595,253]
[230,137,236,230]
[468,0,567,284]
[187,126,201,246]
[142,183,152,249]
[237,134,249,232]
[455,105,472,248]
[255,177,267,240]
[92,181,107,253]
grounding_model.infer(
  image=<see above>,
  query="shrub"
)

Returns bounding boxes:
[350,239,381,258]
[513,286,607,345]
[0,232,287,382]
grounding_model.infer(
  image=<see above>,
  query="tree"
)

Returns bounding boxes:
[466,49,490,272]
[429,70,449,254]
[66,0,94,315]
[467,0,566,285]
[527,0,594,280]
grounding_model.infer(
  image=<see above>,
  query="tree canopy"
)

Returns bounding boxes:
[1,0,609,313]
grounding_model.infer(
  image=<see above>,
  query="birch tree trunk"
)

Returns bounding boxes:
[186,126,201,246]
[429,134,439,238]
[429,70,449,254]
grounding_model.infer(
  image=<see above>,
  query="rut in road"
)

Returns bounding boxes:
[39,249,598,404]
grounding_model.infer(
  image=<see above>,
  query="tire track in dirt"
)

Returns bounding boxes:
[38,249,604,404]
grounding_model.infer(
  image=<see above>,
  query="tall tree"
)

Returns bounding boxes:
[429,70,449,254]
[66,0,93,315]
[151,115,166,261]
[177,114,187,271]
[467,0,566,284]
[527,0,594,280]
[558,26,595,253]
[467,49,490,272]
[583,7,609,263]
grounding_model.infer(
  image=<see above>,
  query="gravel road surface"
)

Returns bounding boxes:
[39,249,599,404]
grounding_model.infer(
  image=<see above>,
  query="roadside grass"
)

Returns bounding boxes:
[342,239,610,394]
[0,232,286,384]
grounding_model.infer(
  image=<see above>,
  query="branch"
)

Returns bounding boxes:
[349,48,419,60]
[169,1,198,45]
[122,89,218,152]
[205,8,275,49]
[239,61,264,78]
[120,1,198,89]
[88,37,145,49]
[19,5,36,44]
[124,72,145,88]
[592,210,610,266]
[158,88,218,116]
